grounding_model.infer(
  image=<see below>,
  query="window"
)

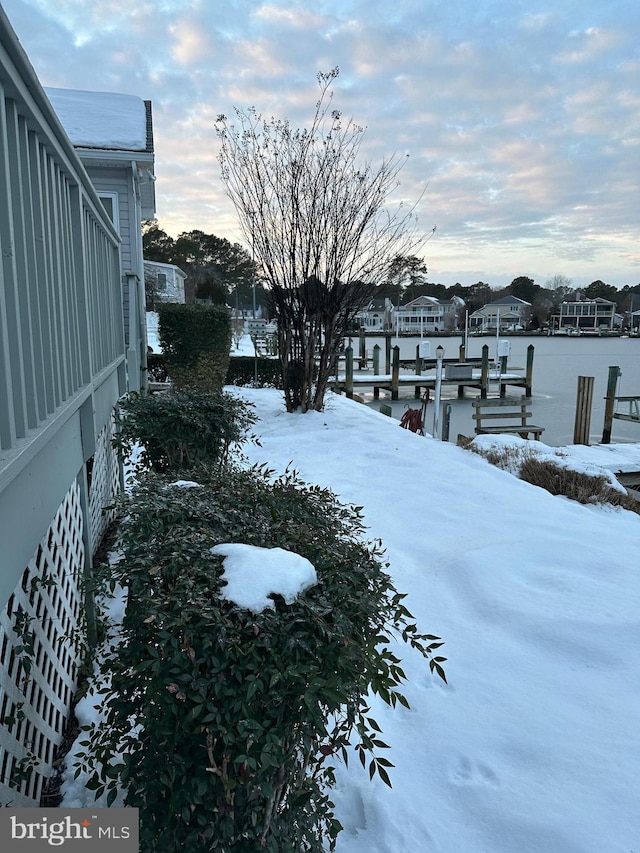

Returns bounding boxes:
[98,193,119,232]
[157,273,167,292]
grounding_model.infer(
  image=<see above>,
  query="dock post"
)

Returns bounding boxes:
[525,345,534,397]
[373,344,380,399]
[481,344,489,399]
[442,402,452,442]
[391,345,400,400]
[385,335,392,374]
[415,345,422,398]
[602,365,621,444]
[359,334,367,368]
[499,355,508,398]
[573,375,594,445]
[345,346,354,399]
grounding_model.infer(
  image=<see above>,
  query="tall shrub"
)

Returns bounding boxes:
[79,466,446,852]
[158,303,231,390]
[113,389,257,473]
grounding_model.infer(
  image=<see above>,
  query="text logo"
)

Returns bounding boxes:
[0,809,138,851]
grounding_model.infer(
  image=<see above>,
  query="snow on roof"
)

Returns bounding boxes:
[210,543,318,613]
[45,87,148,151]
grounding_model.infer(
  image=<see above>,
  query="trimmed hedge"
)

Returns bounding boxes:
[158,303,231,391]
[146,351,284,388]
[226,355,284,388]
[81,466,445,852]
[113,389,257,473]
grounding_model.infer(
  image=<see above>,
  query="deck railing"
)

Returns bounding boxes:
[0,8,126,805]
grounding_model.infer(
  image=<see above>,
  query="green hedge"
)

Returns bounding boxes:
[80,465,445,852]
[145,354,285,388]
[158,303,231,391]
[146,353,168,383]
[226,355,284,388]
[113,389,257,474]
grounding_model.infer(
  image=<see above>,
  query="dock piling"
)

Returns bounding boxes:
[602,366,621,444]
[573,376,594,445]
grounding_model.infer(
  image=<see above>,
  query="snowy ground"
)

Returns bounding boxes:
[63,381,640,852]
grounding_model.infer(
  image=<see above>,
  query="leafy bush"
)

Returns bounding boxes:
[78,465,446,852]
[159,303,231,390]
[113,389,257,473]
[226,355,284,388]
[146,353,169,384]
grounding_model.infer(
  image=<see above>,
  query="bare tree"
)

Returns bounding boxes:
[216,68,433,412]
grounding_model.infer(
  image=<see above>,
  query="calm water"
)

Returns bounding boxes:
[354,334,640,446]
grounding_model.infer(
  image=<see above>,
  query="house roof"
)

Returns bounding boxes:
[144,260,187,280]
[363,297,390,311]
[45,87,150,152]
[487,295,531,307]
[46,86,156,220]
[561,296,615,306]
[401,295,439,307]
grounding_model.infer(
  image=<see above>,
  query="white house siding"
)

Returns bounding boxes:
[144,260,187,304]
[0,7,128,805]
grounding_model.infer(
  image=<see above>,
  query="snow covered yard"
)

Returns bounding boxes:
[63,386,640,852]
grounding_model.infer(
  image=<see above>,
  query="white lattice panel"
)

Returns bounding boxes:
[0,481,85,806]
[88,418,120,555]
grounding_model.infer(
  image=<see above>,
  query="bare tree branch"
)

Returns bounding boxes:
[216,68,434,411]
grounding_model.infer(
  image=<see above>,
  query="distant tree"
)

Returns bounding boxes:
[530,289,553,328]
[216,68,433,412]
[403,281,447,303]
[143,220,175,264]
[142,222,257,304]
[172,230,256,300]
[585,280,618,303]
[509,276,539,304]
[383,254,429,306]
[464,281,493,313]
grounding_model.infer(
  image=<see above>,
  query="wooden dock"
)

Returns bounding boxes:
[332,342,535,401]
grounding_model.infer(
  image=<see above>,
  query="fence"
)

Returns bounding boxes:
[0,8,126,805]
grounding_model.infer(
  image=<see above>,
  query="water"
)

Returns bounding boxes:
[353,334,640,446]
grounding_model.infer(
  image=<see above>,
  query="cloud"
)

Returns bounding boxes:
[3,0,639,287]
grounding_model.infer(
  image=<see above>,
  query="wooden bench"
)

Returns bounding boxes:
[472,395,545,440]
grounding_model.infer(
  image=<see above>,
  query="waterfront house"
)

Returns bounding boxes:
[395,295,464,333]
[470,296,531,332]
[556,294,616,331]
[356,296,394,331]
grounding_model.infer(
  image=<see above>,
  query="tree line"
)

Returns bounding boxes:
[145,223,640,331]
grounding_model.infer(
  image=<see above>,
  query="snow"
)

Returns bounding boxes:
[167,479,203,489]
[45,87,148,151]
[470,433,628,491]
[61,386,640,853]
[146,311,160,353]
[210,543,318,613]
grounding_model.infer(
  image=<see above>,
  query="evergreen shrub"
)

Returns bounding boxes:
[225,355,284,388]
[146,353,168,383]
[79,466,446,852]
[114,389,257,473]
[159,303,231,390]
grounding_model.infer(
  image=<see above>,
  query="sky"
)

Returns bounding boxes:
[3,0,639,289]
[60,373,640,852]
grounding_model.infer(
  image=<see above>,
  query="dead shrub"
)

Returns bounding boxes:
[518,457,640,514]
